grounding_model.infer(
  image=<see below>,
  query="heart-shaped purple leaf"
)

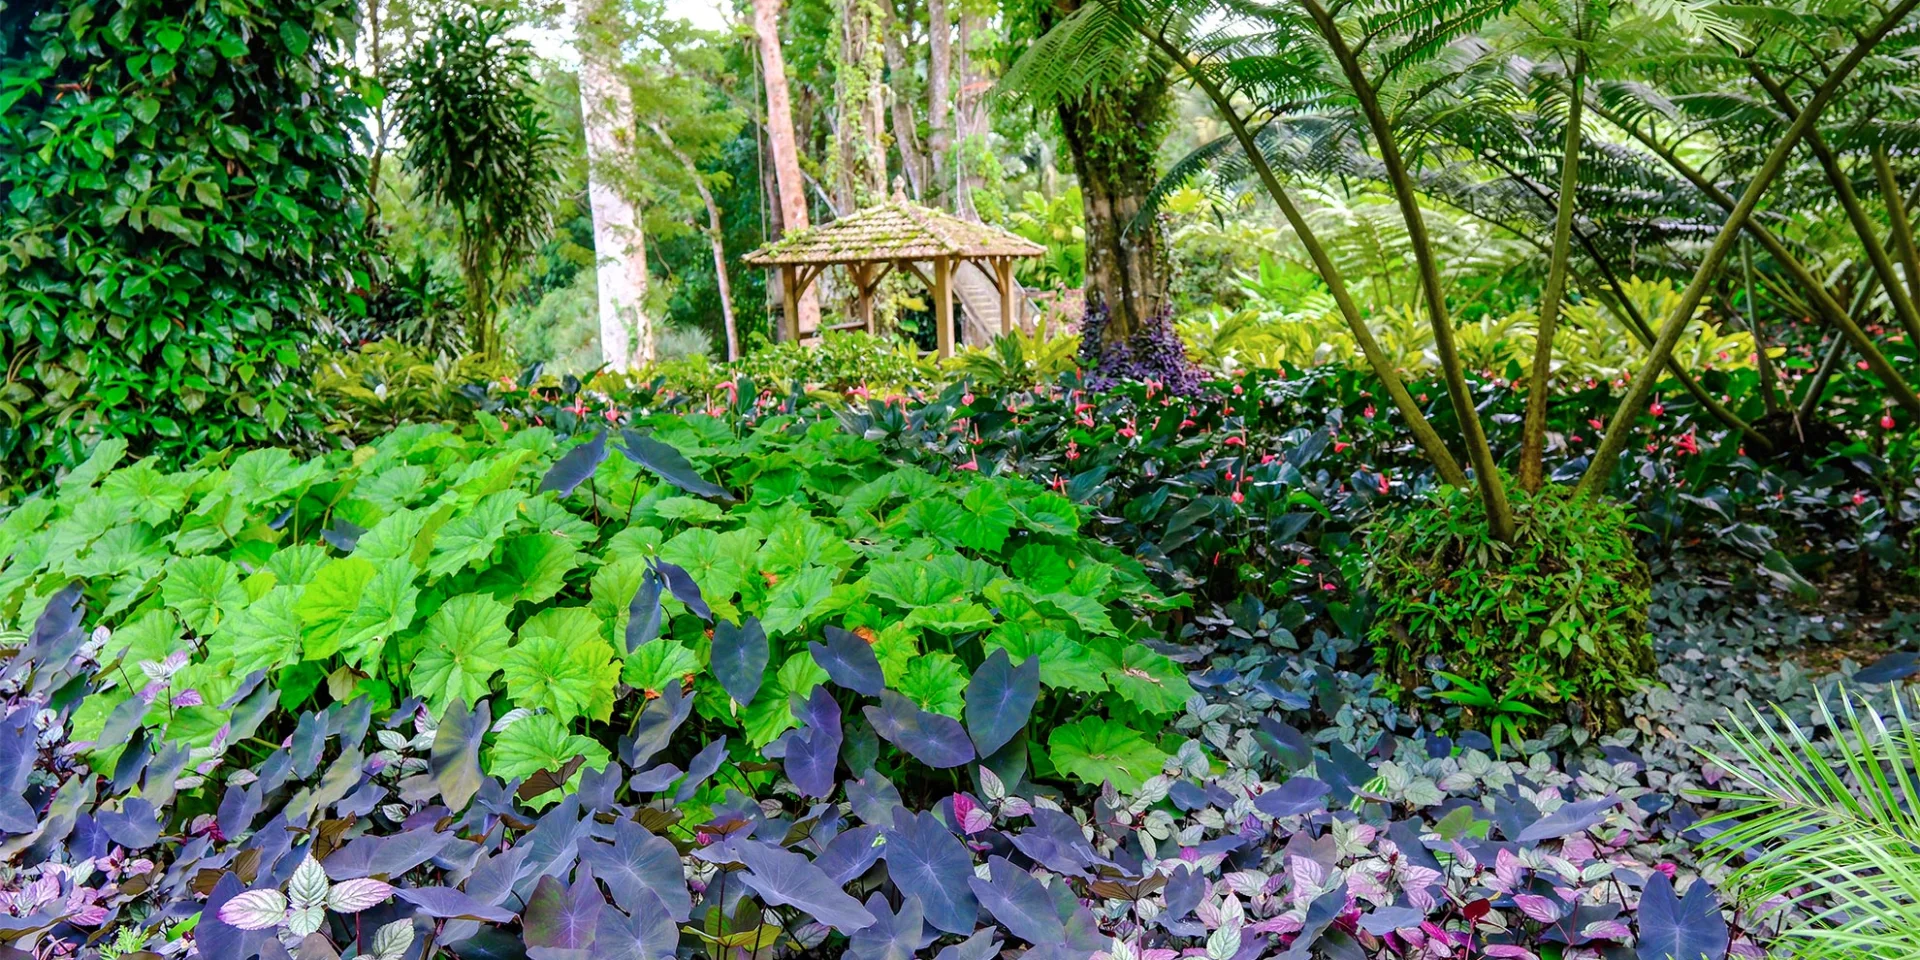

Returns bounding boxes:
[1636,872,1727,960]
[964,648,1038,758]
[626,566,664,652]
[394,886,517,923]
[1254,776,1330,819]
[428,699,490,812]
[711,617,769,707]
[968,856,1064,946]
[1517,794,1619,841]
[810,627,884,696]
[616,431,735,502]
[865,692,975,769]
[882,810,979,935]
[734,839,876,932]
[523,867,604,951]
[785,686,843,799]
[540,431,608,497]
[578,819,692,922]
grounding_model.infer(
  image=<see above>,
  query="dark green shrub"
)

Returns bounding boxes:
[1364,480,1654,728]
[0,0,370,495]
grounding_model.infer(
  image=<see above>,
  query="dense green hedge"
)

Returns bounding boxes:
[0,0,369,494]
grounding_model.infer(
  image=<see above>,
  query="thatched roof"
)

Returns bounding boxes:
[743,196,1045,266]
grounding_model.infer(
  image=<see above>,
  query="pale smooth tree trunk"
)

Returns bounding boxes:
[954,7,988,219]
[926,0,952,207]
[574,0,651,368]
[752,0,822,337]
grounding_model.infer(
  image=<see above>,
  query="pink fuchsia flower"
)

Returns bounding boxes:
[1333,441,1350,453]
[1231,491,1245,505]
[962,392,974,405]
[1066,441,1080,461]
[1223,434,1245,447]
[1883,414,1898,429]
[1853,491,1867,505]
[957,459,978,471]
[1674,431,1699,456]
[1363,404,1376,418]
[1858,359,1872,370]
[1648,401,1664,417]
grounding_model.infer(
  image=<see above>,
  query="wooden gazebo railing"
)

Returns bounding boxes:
[742,192,1045,358]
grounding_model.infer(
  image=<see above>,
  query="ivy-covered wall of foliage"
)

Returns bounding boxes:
[0,0,370,494]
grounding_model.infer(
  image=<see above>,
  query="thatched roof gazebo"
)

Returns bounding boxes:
[743,192,1045,358]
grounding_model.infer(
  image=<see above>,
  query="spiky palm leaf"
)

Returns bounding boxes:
[1703,687,1920,960]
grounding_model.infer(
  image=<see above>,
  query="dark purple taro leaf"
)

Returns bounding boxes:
[622,684,691,769]
[1163,865,1205,920]
[1854,651,1920,684]
[1009,808,1118,878]
[810,627,885,696]
[674,737,729,803]
[324,826,457,880]
[578,818,692,922]
[331,692,374,744]
[848,893,935,960]
[968,856,1065,946]
[514,796,593,894]
[864,692,976,769]
[98,696,148,762]
[1359,905,1424,934]
[1317,742,1374,806]
[590,889,679,960]
[576,762,622,811]
[847,770,906,826]
[291,711,327,779]
[655,561,711,622]
[625,566,664,653]
[524,866,605,952]
[98,797,163,849]
[198,870,270,960]
[540,431,609,497]
[69,814,110,863]
[1637,872,1728,960]
[395,887,518,923]
[626,764,682,793]
[933,928,1003,960]
[814,824,884,885]
[322,518,366,553]
[964,649,1038,758]
[711,618,769,707]
[0,708,39,833]
[141,740,192,810]
[433,702,495,814]
[1254,716,1312,773]
[1254,777,1331,819]
[785,687,844,799]
[1517,794,1620,842]
[883,810,980,935]
[1275,883,1349,960]
[734,838,877,932]
[18,582,83,671]
[617,431,735,503]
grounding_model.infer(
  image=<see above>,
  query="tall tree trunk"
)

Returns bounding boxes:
[751,0,821,338]
[649,122,739,360]
[574,0,650,369]
[883,0,925,198]
[1054,72,1188,386]
[833,0,890,210]
[1518,54,1585,493]
[954,7,989,219]
[926,0,952,206]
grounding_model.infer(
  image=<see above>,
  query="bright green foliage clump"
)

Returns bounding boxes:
[0,0,370,493]
[1364,481,1654,727]
[0,411,1190,792]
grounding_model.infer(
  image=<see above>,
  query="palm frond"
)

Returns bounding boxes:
[1702,687,1920,960]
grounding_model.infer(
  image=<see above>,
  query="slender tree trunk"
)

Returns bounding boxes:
[1873,145,1920,310]
[1591,98,1920,420]
[1580,0,1920,495]
[1302,0,1514,540]
[926,0,953,207]
[574,0,650,369]
[882,0,926,197]
[1519,55,1586,493]
[954,7,989,219]
[1136,28,1469,486]
[649,122,738,360]
[751,0,821,338]
[1741,241,1784,418]
[833,0,890,209]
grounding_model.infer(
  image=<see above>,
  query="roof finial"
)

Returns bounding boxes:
[892,176,908,203]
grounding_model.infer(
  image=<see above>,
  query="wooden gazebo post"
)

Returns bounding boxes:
[932,255,953,359]
[993,257,1015,335]
[779,264,800,342]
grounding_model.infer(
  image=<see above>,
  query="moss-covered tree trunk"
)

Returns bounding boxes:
[1044,15,1192,388]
